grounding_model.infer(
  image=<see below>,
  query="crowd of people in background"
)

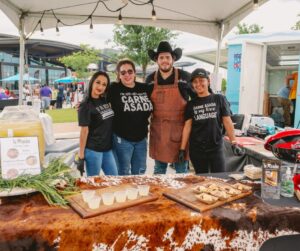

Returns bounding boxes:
[17,82,84,110]
[0,86,17,100]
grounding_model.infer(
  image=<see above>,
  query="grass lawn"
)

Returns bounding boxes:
[46,108,78,123]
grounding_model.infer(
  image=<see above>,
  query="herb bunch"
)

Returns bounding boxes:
[0,159,79,207]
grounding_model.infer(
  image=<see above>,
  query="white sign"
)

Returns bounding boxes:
[0,137,41,179]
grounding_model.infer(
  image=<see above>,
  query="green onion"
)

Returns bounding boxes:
[0,159,79,207]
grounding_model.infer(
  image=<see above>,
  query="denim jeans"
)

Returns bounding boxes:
[84,148,118,176]
[41,96,51,110]
[154,160,188,174]
[112,134,147,175]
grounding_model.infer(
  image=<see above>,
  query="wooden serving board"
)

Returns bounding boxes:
[66,184,158,219]
[163,180,252,212]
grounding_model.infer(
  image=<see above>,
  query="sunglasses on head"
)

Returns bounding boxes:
[120,69,134,76]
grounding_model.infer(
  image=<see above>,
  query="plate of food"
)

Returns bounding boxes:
[0,187,36,197]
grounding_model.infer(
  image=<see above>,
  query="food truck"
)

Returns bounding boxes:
[226,31,300,127]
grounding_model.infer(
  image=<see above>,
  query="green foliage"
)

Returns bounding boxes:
[236,23,263,34]
[291,14,300,30]
[59,44,100,78]
[221,78,227,93]
[113,25,177,79]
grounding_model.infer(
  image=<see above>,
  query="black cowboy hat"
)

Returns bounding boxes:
[148,41,182,61]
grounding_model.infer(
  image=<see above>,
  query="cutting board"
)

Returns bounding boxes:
[163,180,252,212]
[66,184,158,218]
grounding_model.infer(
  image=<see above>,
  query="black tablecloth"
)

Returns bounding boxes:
[224,140,265,171]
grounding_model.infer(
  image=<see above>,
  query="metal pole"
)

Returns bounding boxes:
[213,22,225,75]
[18,15,25,105]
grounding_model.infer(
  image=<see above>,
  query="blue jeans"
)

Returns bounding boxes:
[84,148,118,176]
[154,160,188,174]
[112,134,147,175]
[41,96,50,109]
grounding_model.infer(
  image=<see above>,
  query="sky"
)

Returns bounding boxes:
[0,0,299,74]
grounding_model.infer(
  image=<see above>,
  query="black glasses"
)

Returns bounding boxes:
[120,69,134,76]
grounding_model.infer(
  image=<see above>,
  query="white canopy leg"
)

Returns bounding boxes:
[212,23,224,92]
[18,15,25,105]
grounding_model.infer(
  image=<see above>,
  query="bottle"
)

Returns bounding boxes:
[281,167,294,198]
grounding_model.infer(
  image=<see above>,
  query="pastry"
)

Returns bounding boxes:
[195,193,218,204]
[207,184,218,190]
[232,183,252,192]
[208,189,231,200]
[224,187,241,195]
[192,185,208,194]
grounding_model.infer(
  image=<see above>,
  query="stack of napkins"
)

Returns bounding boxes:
[244,165,262,180]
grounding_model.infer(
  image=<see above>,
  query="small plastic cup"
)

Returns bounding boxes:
[126,188,139,200]
[138,185,150,196]
[114,190,127,203]
[87,195,101,209]
[82,190,95,203]
[102,192,115,206]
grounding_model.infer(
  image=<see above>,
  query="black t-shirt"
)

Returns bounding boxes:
[107,81,153,142]
[185,94,231,152]
[145,68,196,101]
[78,97,114,152]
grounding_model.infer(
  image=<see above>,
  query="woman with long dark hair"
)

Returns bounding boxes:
[107,59,153,175]
[77,71,117,176]
[179,68,237,174]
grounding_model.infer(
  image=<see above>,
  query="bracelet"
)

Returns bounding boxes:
[231,140,237,144]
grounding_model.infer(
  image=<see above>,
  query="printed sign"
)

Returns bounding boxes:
[233,53,241,72]
[0,137,41,179]
[261,159,281,199]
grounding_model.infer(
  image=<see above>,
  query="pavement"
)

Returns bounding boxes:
[52,122,175,175]
[53,122,80,138]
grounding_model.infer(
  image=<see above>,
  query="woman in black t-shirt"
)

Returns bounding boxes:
[179,68,236,174]
[107,59,153,175]
[78,71,117,176]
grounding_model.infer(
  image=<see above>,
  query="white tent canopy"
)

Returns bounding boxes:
[0,0,269,39]
[0,0,269,103]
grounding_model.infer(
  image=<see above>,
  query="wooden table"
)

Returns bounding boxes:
[0,174,299,251]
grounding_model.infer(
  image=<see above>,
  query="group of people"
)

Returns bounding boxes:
[23,83,81,110]
[77,41,238,177]
[0,87,17,100]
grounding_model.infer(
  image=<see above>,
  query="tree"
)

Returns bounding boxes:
[221,78,227,94]
[291,14,300,30]
[112,25,177,80]
[235,23,263,34]
[59,44,100,79]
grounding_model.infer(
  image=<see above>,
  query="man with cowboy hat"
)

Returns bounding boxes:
[146,41,195,174]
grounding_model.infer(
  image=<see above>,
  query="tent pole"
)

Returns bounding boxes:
[213,22,224,75]
[18,15,25,105]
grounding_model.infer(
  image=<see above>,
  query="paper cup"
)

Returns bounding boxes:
[102,192,115,206]
[114,190,127,203]
[126,188,139,200]
[82,190,95,203]
[87,195,101,209]
[138,185,150,196]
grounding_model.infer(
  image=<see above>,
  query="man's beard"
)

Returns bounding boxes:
[159,65,173,73]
